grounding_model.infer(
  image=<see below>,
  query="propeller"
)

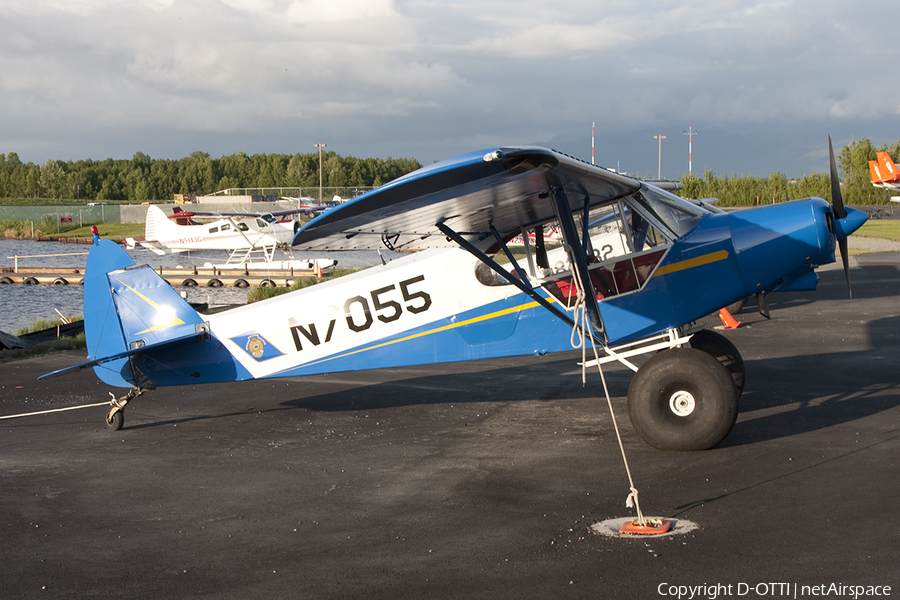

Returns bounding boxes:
[828,135,852,297]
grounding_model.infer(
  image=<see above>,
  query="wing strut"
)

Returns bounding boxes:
[490,224,530,284]
[549,186,609,345]
[436,220,600,345]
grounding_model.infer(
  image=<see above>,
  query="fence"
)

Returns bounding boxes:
[0,204,120,226]
[0,186,374,225]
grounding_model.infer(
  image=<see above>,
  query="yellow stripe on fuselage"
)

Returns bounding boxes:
[291,297,547,371]
[652,249,729,277]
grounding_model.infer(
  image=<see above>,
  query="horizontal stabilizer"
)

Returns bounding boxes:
[38,327,211,380]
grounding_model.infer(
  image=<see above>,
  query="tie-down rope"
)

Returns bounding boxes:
[568,280,647,526]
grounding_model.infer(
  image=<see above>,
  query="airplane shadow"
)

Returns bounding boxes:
[719,310,900,447]
[123,332,900,450]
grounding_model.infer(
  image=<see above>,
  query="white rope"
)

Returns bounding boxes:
[568,270,647,527]
[0,400,113,421]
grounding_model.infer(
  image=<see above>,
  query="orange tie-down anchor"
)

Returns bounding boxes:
[618,518,673,535]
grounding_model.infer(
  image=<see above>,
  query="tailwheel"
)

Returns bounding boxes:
[106,408,124,431]
[627,348,738,451]
[104,387,147,432]
[688,329,746,396]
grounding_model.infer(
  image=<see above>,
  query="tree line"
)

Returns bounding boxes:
[680,138,900,206]
[0,150,422,203]
[2,137,897,206]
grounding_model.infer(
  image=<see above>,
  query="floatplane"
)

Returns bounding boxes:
[126,205,337,271]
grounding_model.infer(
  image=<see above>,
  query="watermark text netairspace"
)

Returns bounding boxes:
[658,582,892,600]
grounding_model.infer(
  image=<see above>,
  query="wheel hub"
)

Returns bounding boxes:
[668,390,696,417]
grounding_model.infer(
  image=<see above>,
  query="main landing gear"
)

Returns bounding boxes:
[588,329,745,451]
[627,346,738,451]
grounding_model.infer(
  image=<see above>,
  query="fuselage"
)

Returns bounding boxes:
[145,206,296,251]
[84,192,866,389]
[173,197,862,383]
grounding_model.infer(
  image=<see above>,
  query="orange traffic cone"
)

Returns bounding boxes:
[718,307,741,329]
[313,261,323,279]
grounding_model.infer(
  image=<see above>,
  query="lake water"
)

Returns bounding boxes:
[0,239,399,334]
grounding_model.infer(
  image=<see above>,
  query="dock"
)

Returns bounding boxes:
[0,264,325,288]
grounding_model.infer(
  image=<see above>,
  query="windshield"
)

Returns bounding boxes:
[635,185,706,238]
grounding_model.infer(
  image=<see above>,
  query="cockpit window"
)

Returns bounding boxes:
[634,185,705,238]
[472,189,698,304]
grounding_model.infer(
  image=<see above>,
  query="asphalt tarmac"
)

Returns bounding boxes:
[2,253,899,599]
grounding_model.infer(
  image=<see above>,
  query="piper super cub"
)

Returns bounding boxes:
[45,139,866,450]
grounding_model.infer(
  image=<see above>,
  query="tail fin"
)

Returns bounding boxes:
[42,237,252,386]
[83,239,206,387]
[144,205,182,242]
[877,151,900,183]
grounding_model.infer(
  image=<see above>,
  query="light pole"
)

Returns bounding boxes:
[683,127,698,178]
[653,134,666,179]
[314,142,327,202]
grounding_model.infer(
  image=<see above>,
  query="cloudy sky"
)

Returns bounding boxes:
[2,0,899,178]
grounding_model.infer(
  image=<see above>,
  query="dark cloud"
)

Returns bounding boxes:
[2,0,899,177]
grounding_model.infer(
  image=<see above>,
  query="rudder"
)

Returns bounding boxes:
[877,152,900,182]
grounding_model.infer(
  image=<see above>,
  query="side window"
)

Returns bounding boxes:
[221,223,231,231]
[238,223,249,231]
[471,199,673,302]
[208,226,219,234]
[474,262,514,287]
[539,199,671,306]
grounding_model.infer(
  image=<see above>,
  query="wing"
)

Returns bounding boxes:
[175,208,319,219]
[291,147,641,252]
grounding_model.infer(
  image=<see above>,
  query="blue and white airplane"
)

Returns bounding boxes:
[45,139,866,451]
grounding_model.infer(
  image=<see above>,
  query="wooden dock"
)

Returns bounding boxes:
[0,265,324,288]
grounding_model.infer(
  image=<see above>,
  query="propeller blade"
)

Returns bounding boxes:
[828,135,847,219]
[829,135,854,297]
[839,236,852,298]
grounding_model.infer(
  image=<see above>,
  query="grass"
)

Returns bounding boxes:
[853,219,900,241]
[44,223,145,241]
[247,269,359,302]
[1,219,145,241]
[16,315,83,336]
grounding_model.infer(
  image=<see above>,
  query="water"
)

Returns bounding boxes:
[0,239,400,334]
